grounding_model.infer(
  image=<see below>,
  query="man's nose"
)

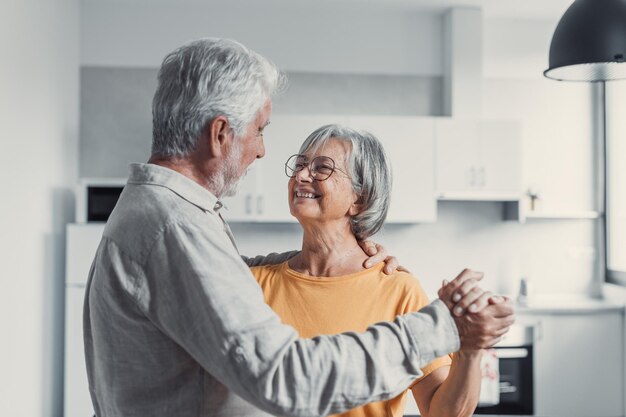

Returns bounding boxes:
[256,139,266,159]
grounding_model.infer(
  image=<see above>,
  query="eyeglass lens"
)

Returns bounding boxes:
[285,155,336,181]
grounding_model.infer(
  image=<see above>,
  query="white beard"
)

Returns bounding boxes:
[220,139,245,198]
[221,170,245,197]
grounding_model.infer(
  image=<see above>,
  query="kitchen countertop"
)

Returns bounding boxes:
[513,294,625,314]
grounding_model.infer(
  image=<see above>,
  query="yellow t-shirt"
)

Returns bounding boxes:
[251,261,452,417]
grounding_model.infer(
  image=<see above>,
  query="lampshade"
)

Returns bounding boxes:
[544,0,626,82]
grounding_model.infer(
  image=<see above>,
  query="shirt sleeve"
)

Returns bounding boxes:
[138,220,460,417]
[241,250,299,267]
[399,274,453,383]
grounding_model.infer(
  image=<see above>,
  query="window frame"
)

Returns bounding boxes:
[605,81,626,286]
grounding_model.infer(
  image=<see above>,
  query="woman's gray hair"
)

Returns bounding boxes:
[298,124,393,240]
[151,38,285,157]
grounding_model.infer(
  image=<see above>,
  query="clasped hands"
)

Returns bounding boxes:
[438,269,516,351]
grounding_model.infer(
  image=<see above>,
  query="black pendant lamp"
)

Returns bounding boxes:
[544,0,626,82]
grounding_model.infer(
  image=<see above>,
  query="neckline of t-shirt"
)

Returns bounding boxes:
[279,261,385,283]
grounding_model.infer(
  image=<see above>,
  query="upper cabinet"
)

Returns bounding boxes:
[223,114,523,223]
[222,115,345,223]
[259,115,347,222]
[222,114,437,223]
[347,115,436,223]
[434,118,523,201]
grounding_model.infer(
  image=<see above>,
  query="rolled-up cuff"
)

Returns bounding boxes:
[402,299,460,368]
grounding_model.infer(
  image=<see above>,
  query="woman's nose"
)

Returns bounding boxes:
[294,165,313,182]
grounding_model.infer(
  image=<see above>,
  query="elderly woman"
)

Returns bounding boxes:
[250,124,483,417]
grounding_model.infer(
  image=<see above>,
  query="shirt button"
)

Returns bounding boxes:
[234,346,245,361]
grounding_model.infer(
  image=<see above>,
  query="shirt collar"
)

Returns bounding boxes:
[127,163,224,213]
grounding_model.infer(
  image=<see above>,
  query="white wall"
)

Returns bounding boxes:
[0,1,79,416]
[484,18,557,78]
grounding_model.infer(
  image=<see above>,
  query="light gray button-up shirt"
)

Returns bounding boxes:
[83,163,460,417]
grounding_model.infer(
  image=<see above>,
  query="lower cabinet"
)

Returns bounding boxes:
[529,311,624,417]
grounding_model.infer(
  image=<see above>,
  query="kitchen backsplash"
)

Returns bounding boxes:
[229,201,597,298]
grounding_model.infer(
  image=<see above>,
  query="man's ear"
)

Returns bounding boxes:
[205,115,232,158]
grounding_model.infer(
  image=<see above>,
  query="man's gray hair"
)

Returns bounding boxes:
[298,124,393,240]
[151,38,285,157]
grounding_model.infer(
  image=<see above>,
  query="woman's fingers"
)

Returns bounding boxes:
[439,269,484,302]
[381,256,399,274]
[358,239,379,256]
[465,290,494,313]
[452,288,490,316]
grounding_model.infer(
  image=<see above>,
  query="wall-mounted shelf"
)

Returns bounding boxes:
[503,200,601,223]
[438,192,522,202]
[524,211,601,220]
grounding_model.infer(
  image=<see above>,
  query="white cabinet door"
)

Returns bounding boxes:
[478,120,522,194]
[258,115,347,222]
[435,118,479,195]
[435,118,522,200]
[223,115,349,222]
[533,312,624,417]
[224,114,437,223]
[64,286,94,417]
[65,224,104,417]
[348,115,436,223]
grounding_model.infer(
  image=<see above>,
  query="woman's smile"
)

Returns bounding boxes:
[294,190,321,199]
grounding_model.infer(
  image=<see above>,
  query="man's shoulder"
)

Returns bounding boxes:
[104,183,221,261]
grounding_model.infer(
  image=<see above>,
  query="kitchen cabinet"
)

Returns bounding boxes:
[224,114,437,223]
[222,115,344,222]
[347,115,436,223]
[434,118,522,201]
[530,311,624,417]
[503,200,602,223]
[65,224,104,417]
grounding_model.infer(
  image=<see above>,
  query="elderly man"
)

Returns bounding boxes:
[83,38,514,417]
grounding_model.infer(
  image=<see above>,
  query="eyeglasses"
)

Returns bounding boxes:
[284,154,349,181]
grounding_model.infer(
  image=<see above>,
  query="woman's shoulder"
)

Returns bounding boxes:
[376,267,431,308]
[249,262,287,283]
[378,267,423,289]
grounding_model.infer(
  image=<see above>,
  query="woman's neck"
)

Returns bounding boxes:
[289,221,369,277]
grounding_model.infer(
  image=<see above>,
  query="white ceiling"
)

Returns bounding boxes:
[80,0,574,20]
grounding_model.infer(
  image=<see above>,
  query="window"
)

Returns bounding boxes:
[606,82,626,285]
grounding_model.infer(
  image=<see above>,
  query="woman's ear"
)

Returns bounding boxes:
[348,194,364,216]
[205,116,232,158]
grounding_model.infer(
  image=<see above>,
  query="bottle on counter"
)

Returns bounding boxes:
[516,276,533,306]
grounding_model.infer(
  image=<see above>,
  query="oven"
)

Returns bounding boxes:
[476,325,535,415]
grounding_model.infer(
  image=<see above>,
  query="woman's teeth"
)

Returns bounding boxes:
[296,192,317,199]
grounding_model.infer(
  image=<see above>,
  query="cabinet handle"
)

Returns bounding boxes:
[468,166,476,187]
[478,166,486,187]
[245,194,252,215]
[257,195,263,216]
